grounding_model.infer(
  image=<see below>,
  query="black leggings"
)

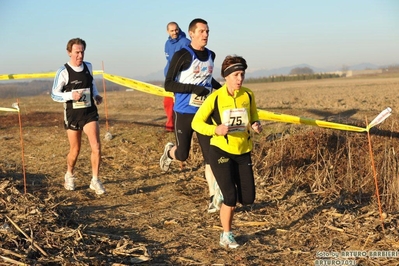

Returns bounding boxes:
[174,111,211,163]
[209,145,255,207]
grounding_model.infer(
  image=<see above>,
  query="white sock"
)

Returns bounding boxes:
[205,164,216,196]
[223,231,232,238]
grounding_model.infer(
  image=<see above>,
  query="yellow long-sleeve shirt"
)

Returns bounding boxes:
[192,84,259,155]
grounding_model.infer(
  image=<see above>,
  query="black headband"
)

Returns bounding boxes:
[222,63,246,77]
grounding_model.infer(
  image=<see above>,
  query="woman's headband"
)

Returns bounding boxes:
[222,63,246,77]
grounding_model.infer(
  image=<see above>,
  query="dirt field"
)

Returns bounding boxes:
[1,75,399,265]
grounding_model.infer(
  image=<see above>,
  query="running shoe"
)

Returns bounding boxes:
[160,142,174,172]
[90,179,106,195]
[219,232,239,249]
[64,173,76,191]
[208,196,218,213]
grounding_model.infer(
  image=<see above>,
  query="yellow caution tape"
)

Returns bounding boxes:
[0,70,171,97]
[102,73,173,97]
[258,109,367,132]
[0,107,19,112]
[0,71,103,80]
[0,72,57,80]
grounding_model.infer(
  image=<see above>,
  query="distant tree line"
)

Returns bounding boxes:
[2,65,397,98]
[244,65,399,84]
[385,65,399,72]
[245,72,340,84]
[0,80,48,98]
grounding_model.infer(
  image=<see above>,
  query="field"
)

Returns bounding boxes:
[1,75,399,265]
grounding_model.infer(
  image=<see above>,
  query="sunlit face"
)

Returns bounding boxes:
[189,22,209,50]
[225,70,245,95]
[167,24,179,39]
[68,44,85,67]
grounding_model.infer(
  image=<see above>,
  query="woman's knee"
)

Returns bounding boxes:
[240,193,255,205]
[223,190,238,207]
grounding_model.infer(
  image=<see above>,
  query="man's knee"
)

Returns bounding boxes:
[91,143,101,155]
[69,146,80,156]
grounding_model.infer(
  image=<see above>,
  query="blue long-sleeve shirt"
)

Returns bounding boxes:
[164,28,190,77]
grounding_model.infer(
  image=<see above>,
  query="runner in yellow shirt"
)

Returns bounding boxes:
[192,55,262,248]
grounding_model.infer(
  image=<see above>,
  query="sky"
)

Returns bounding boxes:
[1,0,398,80]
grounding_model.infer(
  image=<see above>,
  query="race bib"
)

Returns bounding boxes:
[222,108,249,132]
[72,88,92,109]
[189,93,209,107]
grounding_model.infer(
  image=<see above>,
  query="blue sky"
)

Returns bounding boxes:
[0,0,398,80]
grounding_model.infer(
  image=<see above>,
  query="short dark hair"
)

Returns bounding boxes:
[167,21,178,30]
[66,38,86,52]
[188,18,208,32]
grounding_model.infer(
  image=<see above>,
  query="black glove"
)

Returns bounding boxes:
[193,86,210,96]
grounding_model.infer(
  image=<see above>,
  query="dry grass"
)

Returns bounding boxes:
[1,75,399,265]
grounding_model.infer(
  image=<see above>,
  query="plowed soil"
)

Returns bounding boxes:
[1,76,399,265]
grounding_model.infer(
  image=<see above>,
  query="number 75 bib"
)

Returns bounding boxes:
[222,108,249,132]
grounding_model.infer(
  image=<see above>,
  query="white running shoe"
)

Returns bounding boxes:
[160,142,174,172]
[208,200,218,213]
[219,232,239,249]
[64,173,75,191]
[90,179,106,195]
[212,181,224,211]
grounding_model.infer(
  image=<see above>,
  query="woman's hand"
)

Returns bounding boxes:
[252,121,262,133]
[215,124,229,136]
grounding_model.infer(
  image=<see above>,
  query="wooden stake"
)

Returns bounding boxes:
[101,61,110,132]
[365,116,385,233]
[16,99,27,194]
